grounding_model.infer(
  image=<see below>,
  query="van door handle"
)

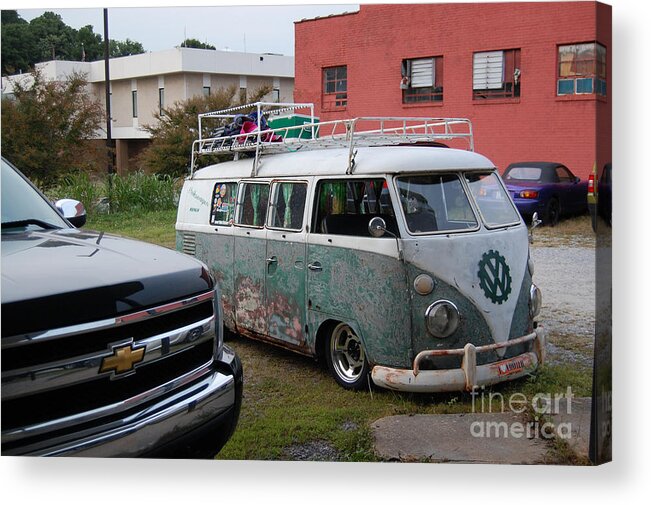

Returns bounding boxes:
[307,262,322,272]
[266,256,278,265]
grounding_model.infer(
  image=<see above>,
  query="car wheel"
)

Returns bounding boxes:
[544,198,560,226]
[325,322,370,390]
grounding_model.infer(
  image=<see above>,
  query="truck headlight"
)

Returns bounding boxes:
[213,288,224,358]
[530,283,542,318]
[425,300,459,338]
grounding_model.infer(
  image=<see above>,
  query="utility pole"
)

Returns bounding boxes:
[103,8,115,207]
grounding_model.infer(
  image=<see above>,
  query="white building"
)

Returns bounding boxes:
[2,47,295,172]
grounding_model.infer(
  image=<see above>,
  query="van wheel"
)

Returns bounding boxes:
[325,323,370,390]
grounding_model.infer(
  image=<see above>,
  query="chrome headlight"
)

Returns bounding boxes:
[425,300,460,338]
[529,283,542,318]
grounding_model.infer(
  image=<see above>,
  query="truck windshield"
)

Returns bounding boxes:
[1,158,68,231]
[396,174,478,233]
[465,172,521,227]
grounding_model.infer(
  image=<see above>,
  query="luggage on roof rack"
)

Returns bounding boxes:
[190,102,474,178]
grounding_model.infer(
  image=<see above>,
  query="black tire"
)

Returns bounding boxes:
[223,324,237,341]
[544,198,560,226]
[325,322,370,390]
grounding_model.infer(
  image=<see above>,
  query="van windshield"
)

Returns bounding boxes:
[396,174,477,233]
[465,172,520,227]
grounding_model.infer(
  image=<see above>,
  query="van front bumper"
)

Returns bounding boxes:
[371,327,545,393]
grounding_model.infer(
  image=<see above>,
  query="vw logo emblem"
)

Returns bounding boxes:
[477,249,512,304]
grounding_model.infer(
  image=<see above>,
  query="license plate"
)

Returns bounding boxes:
[497,358,525,376]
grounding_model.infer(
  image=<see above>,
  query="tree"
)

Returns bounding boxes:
[29,11,77,61]
[1,70,105,185]
[139,84,272,177]
[76,25,104,62]
[181,38,216,50]
[110,38,145,58]
[1,11,147,75]
[1,11,37,75]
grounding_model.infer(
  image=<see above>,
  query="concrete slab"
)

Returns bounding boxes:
[548,397,592,458]
[373,413,549,464]
[372,398,592,464]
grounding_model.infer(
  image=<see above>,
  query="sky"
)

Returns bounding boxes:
[12,1,359,56]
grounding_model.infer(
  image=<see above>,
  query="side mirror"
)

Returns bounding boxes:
[529,212,542,244]
[368,217,387,238]
[56,198,87,228]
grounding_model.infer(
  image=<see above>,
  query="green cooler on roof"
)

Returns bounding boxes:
[268,114,319,139]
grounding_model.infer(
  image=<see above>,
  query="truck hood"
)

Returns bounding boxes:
[1,228,213,336]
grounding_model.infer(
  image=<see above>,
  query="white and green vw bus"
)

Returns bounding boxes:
[176,102,545,392]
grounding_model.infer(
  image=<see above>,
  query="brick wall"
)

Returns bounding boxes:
[295,2,612,179]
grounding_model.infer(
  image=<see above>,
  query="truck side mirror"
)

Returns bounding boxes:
[56,198,87,228]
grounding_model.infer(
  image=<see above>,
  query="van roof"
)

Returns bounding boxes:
[192,146,495,180]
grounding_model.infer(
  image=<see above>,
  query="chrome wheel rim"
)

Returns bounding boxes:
[330,323,365,384]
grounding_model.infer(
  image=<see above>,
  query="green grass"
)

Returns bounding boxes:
[86,209,178,249]
[90,210,593,463]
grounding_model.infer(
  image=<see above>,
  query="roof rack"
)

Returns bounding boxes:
[190,102,474,178]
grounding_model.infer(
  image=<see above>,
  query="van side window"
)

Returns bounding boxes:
[236,182,270,227]
[314,179,398,237]
[210,182,237,225]
[269,182,307,231]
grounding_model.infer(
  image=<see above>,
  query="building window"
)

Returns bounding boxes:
[272,88,280,102]
[557,42,606,96]
[473,49,521,100]
[203,86,211,97]
[239,87,247,103]
[131,90,138,118]
[158,88,165,116]
[322,65,347,110]
[401,56,443,103]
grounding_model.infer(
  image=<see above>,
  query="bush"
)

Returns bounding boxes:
[107,172,178,213]
[1,70,104,185]
[139,84,272,177]
[46,171,180,214]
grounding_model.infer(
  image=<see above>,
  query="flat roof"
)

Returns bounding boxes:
[193,146,495,180]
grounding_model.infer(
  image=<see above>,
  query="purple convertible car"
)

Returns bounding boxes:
[502,161,588,226]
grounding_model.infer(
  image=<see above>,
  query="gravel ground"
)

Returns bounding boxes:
[530,244,595,366]
[282,441,341,461]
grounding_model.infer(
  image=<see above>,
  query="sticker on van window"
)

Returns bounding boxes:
[477,249,512,304]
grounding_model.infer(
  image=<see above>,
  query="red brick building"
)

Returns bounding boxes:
[294,2,611,179]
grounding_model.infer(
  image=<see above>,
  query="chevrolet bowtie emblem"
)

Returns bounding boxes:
[100,343,145,375]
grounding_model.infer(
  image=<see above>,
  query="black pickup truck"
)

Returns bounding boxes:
[1,157,242,458]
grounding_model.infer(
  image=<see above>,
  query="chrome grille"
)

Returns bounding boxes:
[2,291,217,451]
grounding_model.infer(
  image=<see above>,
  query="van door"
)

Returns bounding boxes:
[265,181,309,349]
[306,178,411,367]
[233,181,270,335]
